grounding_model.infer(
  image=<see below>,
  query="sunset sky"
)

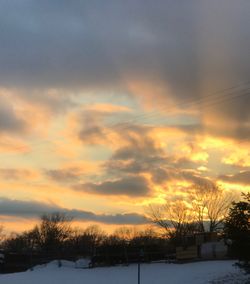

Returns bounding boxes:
[0,0,249,233]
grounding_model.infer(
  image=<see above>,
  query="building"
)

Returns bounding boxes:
[176,232,228,261]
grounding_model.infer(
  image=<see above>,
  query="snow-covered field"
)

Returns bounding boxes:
[0,260,249,284]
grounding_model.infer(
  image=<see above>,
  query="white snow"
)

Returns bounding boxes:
[0,260,248,284]
[75,258,91,269]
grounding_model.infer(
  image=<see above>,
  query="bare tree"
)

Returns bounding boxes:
[137,226,158,239]
[113,226,139,242]
[191,184,235,232]
[147,200,197,241]
[83,225,105,256]
[147,184,235,243]
[147,204,170,234]
[35,212,73,254]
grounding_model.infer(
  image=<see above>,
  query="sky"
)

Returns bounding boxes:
[0,0,249,233]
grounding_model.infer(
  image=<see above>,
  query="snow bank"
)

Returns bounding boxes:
[33,260,76,270]
[75,258,91,269]
[32,258,91,270]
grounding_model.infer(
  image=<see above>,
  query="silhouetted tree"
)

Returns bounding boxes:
[148,184,234,245]
[191,184,234,232]
[147,200,198,245]
[67,225,104,257]
[224,193,250,271]
[114,226,139,242]
[2,230,36,253]
[35,212,73,255]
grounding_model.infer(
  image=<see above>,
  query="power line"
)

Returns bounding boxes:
[102,84,250,136]
[2,81,250,154]
[107,81,250,131]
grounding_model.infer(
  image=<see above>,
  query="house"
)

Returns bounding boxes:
[176,232,228,261]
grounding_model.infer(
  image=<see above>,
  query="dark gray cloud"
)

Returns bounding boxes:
[113,127,164,160]
[0,1,248,94]
[0,0,122,89]
[45,168,82,183]
[207,124,250,141]
[180,170,214,188]
[0,0,249,138]
[0,197,148,225]
[0,97,26,133]
[219,171,250,185]
[106,144,213,187]
[102,124,204,186]
[18,89,76,113]
[77,108,139,145]
[77,110,107,144]
[167,121,250,141]
[74,176,151,197]
[106,153,171,185]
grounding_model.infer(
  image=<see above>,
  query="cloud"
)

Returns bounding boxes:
[16,88,76,113]
[85,104,131,114]
[0,168,34,180]
[180,170,214,188]
[101,123,208,186]
[0,96,26,133]
[219,171,250,185]
[44,168,83,183]
[0,1,239,86]
[0,1,248,94]
[0,1,249,224]
[0,197,148,225]
[74,176,151,197]
[76,118,210,193]
[0,1,248,141]
[76,106,132,145]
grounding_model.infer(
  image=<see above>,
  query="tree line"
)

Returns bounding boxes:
[0,186,249,270]
[0,214,170,268]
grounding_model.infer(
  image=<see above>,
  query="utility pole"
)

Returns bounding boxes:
[138,249,144,284]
